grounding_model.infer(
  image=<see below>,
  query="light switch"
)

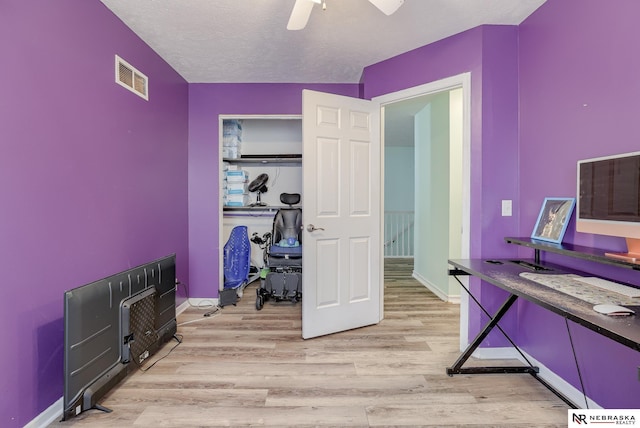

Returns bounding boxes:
[502,200,512,217]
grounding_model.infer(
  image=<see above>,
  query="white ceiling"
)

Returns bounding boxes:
[100,0,546,84]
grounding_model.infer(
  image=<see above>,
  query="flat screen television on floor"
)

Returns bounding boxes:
[63,254,177,420]
[577,151,640,261]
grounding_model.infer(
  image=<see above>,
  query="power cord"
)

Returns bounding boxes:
[565,319,589,409]
[177,309,221,326]
[128,333,183,373]
[203,306,220,317]
[176,279,217,310]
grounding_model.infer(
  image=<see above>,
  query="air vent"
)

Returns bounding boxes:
[115,55,148,100]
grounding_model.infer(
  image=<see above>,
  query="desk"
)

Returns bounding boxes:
[448,258,640,408]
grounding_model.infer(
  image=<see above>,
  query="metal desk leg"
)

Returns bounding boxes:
[446,273,578,408]
[446,293,538,375]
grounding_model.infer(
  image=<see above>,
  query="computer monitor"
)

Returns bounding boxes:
[577,151,640,261]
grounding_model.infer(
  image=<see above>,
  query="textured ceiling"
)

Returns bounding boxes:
[100,0,546,83]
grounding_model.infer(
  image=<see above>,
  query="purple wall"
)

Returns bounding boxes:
[518,0,640,408]
[0,1,189,426]
[188,84,359,299]
[363,25,521,347]
[363,26,518,257]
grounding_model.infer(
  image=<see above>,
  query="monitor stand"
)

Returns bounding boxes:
[605,237,640,263]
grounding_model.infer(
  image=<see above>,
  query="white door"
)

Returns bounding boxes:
[301,89,382,339]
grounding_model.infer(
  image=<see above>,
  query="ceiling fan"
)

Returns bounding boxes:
[287,0,405,30]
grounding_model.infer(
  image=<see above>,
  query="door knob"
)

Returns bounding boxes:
[307,224,325,232]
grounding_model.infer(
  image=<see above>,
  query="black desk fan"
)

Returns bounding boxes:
[248,173,269,206]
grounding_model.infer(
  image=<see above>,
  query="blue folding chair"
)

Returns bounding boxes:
[223,225,251,291]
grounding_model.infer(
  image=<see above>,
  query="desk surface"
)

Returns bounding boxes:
[449,258,640,352]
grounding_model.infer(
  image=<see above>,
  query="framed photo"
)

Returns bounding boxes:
[531,197,576,244]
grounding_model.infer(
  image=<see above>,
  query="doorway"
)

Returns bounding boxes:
[374,73,471,348]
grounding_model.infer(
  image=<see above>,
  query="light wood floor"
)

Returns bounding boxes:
[51,258,568,427]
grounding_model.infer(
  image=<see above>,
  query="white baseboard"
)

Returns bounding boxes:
[177,298,219,315]
[447,294,461,304]
[25,397,62,428]
[471,346,521,360]
[472,347,601,409]
[412,271,460,303]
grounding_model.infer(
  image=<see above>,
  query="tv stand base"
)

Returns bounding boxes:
[91,404,112,414]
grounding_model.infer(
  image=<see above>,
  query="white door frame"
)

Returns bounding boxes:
[372,72,472,350]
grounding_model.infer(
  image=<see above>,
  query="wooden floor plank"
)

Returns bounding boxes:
[50,258,567,427]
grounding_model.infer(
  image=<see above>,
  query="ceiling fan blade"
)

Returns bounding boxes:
[368,0,405,15]
[287,0,318,30]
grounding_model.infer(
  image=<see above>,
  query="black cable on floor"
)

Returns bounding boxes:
[203,306,220,317]
[129,333,184,373]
